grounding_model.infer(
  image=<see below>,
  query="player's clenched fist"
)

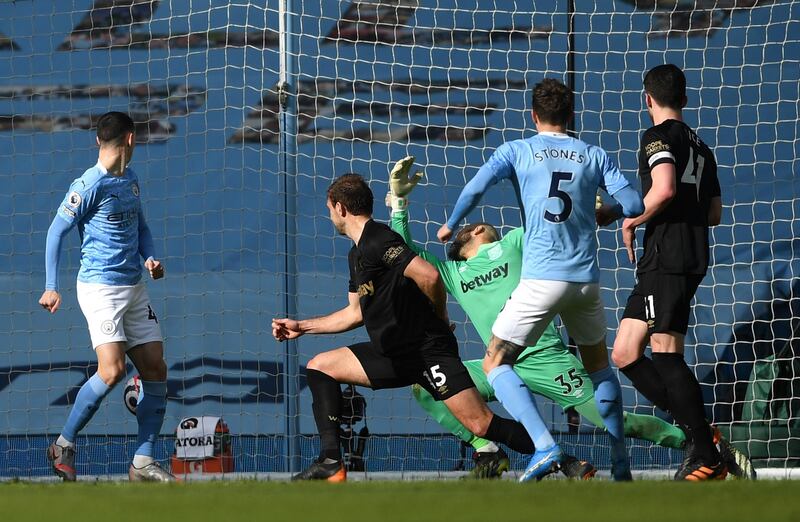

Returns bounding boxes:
[437,224,452,242]
[39,290,62,314]
[272,318,304,341]
[145,257,165,280]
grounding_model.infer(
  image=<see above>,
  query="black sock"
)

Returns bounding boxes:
[306,369,342,462]
[651,353,718,462]
[484,415,535,454]
[619,355,671,412]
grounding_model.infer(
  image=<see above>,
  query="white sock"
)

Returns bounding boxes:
[132,454,154,468]
[56,435,75,448]
[475,442,500,453]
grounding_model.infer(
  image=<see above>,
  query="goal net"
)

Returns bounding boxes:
[0,0,797,478]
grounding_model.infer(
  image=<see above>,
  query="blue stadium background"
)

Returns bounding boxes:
[0,0,797,476]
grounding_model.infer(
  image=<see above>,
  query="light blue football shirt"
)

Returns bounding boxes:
[55,162,148,286]
[447,132,630,283]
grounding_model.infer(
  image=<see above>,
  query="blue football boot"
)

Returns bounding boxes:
[518,445,563,483]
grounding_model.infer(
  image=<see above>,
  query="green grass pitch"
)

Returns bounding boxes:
[1,480,798,521]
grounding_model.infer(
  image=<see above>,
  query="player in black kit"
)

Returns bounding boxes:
[608,64,729,481]
[272,174,535,481]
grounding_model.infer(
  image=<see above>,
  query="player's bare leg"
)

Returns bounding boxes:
[127,341,174,482]
[576,340,610,374]
[613,318,670,412]
[307,347,373,387]
[95,342,129,385]
[650,332,684,354]
[440,387,494,436]
[611,319,648,367]
[48,342,126,482]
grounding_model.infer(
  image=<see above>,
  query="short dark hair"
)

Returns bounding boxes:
[532,79,573,126]
[447,222,499,261]
[643,64,686,110]
[327,174,373,216]
[96,111,135,146]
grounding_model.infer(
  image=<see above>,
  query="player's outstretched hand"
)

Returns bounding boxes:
[437,224,452,242]
[621,218,637,263]
[389,155,423,197]
[145,258,165,280]
[39,290,62,314]
[272,318,304,341]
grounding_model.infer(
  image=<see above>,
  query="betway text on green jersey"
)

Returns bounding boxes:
[390,210,564,356]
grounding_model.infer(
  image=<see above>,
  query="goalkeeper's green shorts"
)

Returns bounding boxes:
[463,346,594,410]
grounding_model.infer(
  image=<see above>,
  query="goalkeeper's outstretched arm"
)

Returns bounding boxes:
[389,205,446,268]
[386,156,445,269]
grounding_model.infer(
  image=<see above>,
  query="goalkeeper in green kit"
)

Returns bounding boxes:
[386,156,750,479]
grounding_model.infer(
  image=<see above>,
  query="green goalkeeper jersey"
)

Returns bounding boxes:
[390,209,564,357]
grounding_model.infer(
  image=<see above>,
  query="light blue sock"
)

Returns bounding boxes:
[61,373,112,443]
[488,365,556,451]
[134,380,167,458]
[589,366,631,479]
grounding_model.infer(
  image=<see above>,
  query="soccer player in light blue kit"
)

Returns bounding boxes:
[38,112,175,482]
[438,79,644,481]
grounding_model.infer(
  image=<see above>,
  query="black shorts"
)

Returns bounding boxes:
[622,271,704,335]
[348,336,474,401]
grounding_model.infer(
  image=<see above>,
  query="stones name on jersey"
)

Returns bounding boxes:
[533,148,586,164]
[459,262,509,293]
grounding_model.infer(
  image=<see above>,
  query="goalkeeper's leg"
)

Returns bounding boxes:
[510,347,686,449]
[413,358,595,479]
[575,402,687,449]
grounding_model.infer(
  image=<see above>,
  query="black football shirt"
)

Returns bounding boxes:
[348,219,453,354]
[637,119,721,275]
